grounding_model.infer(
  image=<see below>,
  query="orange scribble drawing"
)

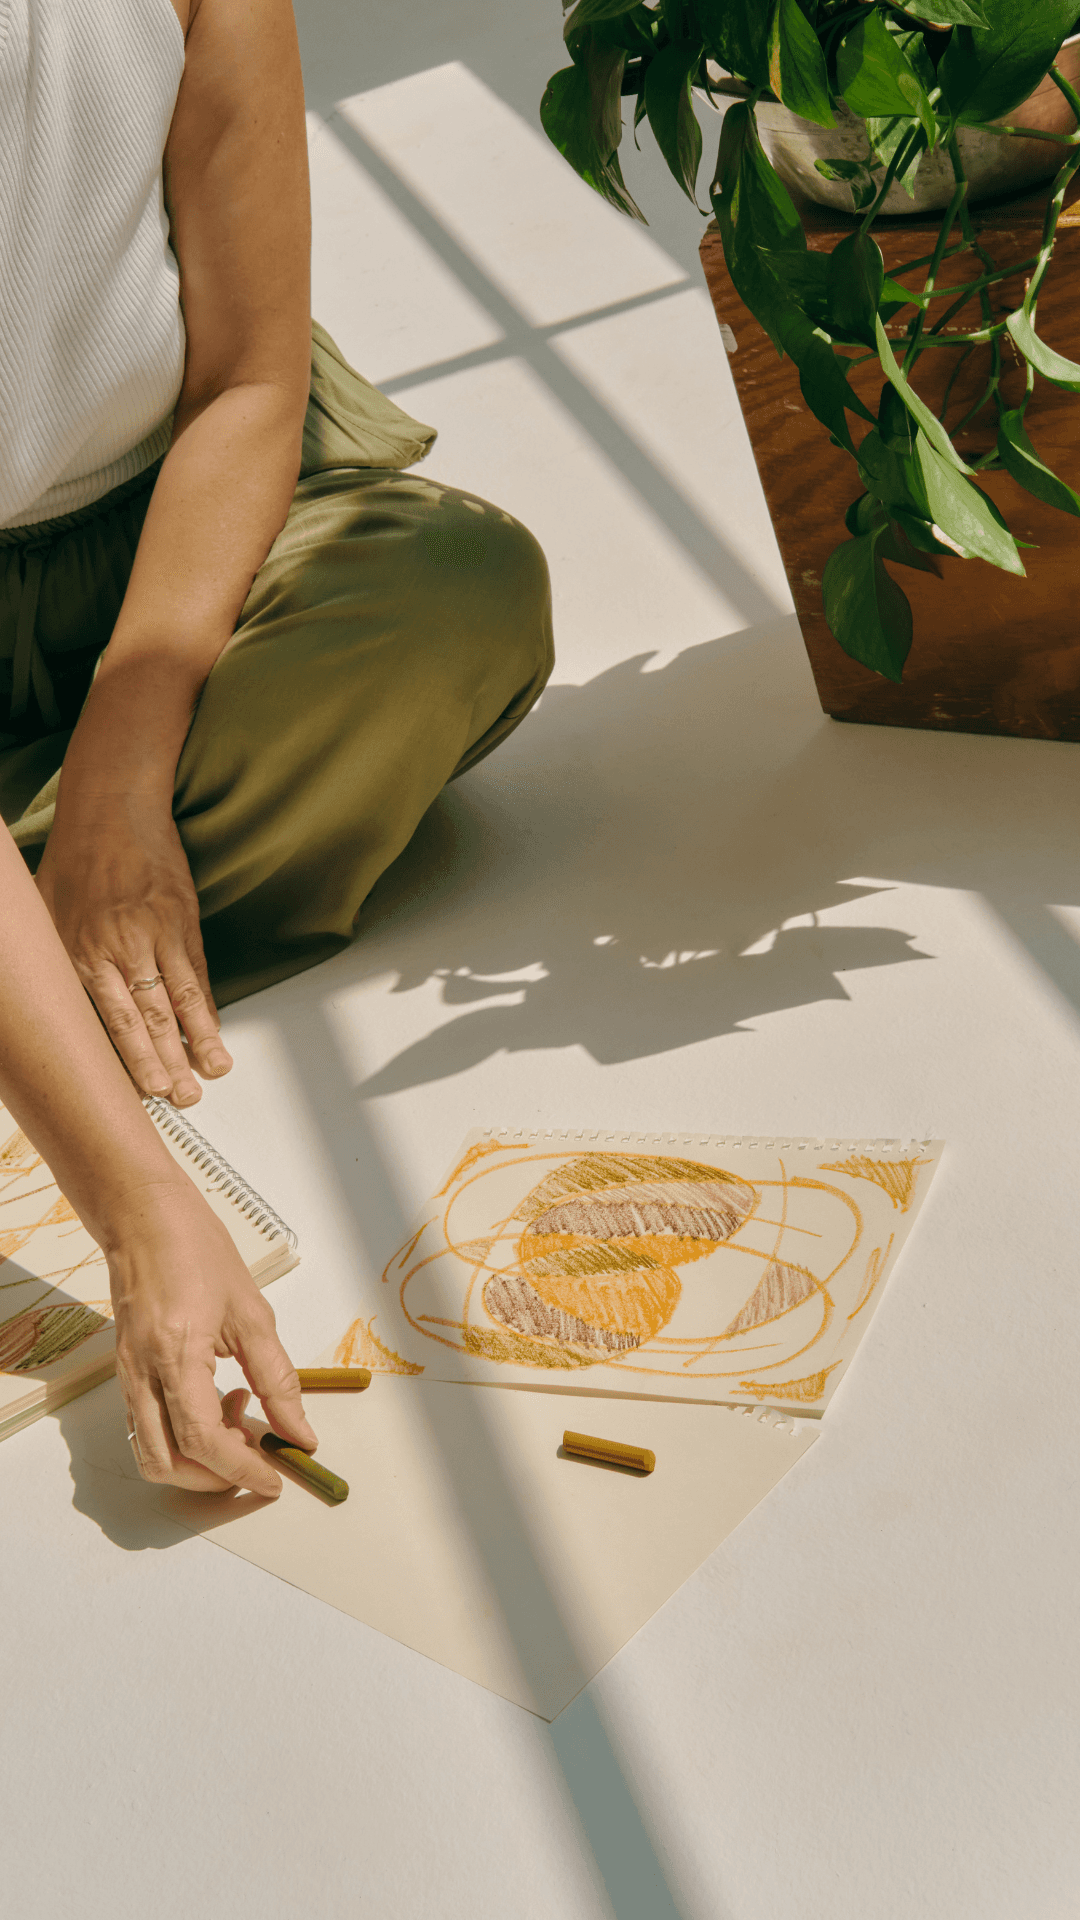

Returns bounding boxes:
[334,1314,424,1375]
[738,1363,842,1404]
[820,1155,931,1211]
[435,1137,519,1196]
[353,1133,941,1412]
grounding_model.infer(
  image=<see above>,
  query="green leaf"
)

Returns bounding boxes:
[813,153,879,213]
[1006,306,1080,392]
[879,382,918,455]
[711,101,805,353]
[938,4,1079,128]
[769,0,836,129]
[760,244,830,324]
[845,491,884,538]
[890,509,959,557]
[914,433,1026,573]
[857,425,1024,572]
[644,39,705,202]
[836,10,935,130]
[822,527,914,681]
[563,0,643,36]
[782,313,878,453]
[828,231,885,347]
[877,519,945,578]
[898,1,988,23]
[541,52,645,220]
[880,274,928,315]
[875,315,972,472]
[997,407,1080,516]
[858,428,933,518]
[867,114,926,197]
[694,0,770,88]
[885,23,938,97]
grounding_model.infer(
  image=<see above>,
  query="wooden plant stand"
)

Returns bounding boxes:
[700,185,1080,740]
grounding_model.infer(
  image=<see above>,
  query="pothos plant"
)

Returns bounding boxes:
[541,2,1080,681]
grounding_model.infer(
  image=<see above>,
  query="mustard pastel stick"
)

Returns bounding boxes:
[563,1430,656,1474]
[295,1367,371,1391]
[260,1433,349,1502]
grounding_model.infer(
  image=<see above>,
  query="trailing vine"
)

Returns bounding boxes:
[542,2,1080,680]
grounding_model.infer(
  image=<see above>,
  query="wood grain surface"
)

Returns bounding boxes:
[700,185,1080,739]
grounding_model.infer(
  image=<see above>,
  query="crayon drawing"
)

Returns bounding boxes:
[1,1115,111,1374]
[334,1132,942,1413]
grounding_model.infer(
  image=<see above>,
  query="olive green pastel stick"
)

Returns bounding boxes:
[260,1432,349,1503]
[563,1430,655,1474]
[296,1367,372,1391]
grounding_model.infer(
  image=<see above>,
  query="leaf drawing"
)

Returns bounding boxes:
[515,1153,755,1230]
[475,1154,759,1356]
[380,1134,941,1411]
[721,1258,820,1338]
[530,1176,754,1241]
[738,1361,842,1404]
[0,1303,111,1373]
[819,1155,929,1209]
[483,1274,641,1354]
[334,1314,424,1375]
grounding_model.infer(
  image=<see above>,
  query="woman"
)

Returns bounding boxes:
[0,0,553,1485]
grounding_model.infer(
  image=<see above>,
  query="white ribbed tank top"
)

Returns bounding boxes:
[0,0,186,529]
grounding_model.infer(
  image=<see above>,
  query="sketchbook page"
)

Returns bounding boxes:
[94,1377,817,1720]
[0,1099,298,1441]
[329,1129,943,1415]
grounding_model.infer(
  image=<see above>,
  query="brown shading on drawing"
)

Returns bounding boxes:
[0,1302,111,1372]
[819,1156,930,1210]
[353,1133,942,1412]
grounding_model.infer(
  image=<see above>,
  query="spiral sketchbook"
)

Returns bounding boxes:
[0,1096,298,1444]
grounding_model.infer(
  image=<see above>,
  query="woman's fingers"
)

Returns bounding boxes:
[160,941,232,1082]
[237,1307,319,1453]
[86,951,231,1108]
[123,1374,239,1492]
[128,970,202,1105]
[89,963,180,1101]
[156,1360,284,1497]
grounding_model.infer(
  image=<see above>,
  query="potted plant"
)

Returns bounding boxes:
[540,2,1080,693]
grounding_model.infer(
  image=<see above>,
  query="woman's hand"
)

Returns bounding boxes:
[109,1182,318,1495]
[35,786,230,1108]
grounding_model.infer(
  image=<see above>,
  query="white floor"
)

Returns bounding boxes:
[3,6,1079,1915]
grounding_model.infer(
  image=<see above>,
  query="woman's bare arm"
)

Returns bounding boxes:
[36,0,312,1107]
[1,821,316,1492]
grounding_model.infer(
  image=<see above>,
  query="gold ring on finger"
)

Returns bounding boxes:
[128,974,165,993]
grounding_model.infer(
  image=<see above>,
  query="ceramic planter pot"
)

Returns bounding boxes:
[715,37,1080,215]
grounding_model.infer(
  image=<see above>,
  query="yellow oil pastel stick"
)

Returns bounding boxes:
[295,1367,372,1391]
[260,1433,349,1503]
[562,1430,656,1474]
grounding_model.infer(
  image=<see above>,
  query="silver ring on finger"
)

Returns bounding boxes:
[128,973,165,993]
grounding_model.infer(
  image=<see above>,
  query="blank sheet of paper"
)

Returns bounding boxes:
[85,1378,816,1719]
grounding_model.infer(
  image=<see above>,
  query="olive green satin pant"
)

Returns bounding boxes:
[0,354,553,1006]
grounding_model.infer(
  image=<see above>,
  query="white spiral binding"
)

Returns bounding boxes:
[143,1098,298,1249]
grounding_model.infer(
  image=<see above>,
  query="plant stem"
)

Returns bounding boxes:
[950,371,999,438]
[926,254,1040,338]
[1023,143,1080,317]
[1049,60,1080,126]
[974,121,1080,146]
[903,181,967,373]
[861,124,925,230]
[938,344,975,425]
